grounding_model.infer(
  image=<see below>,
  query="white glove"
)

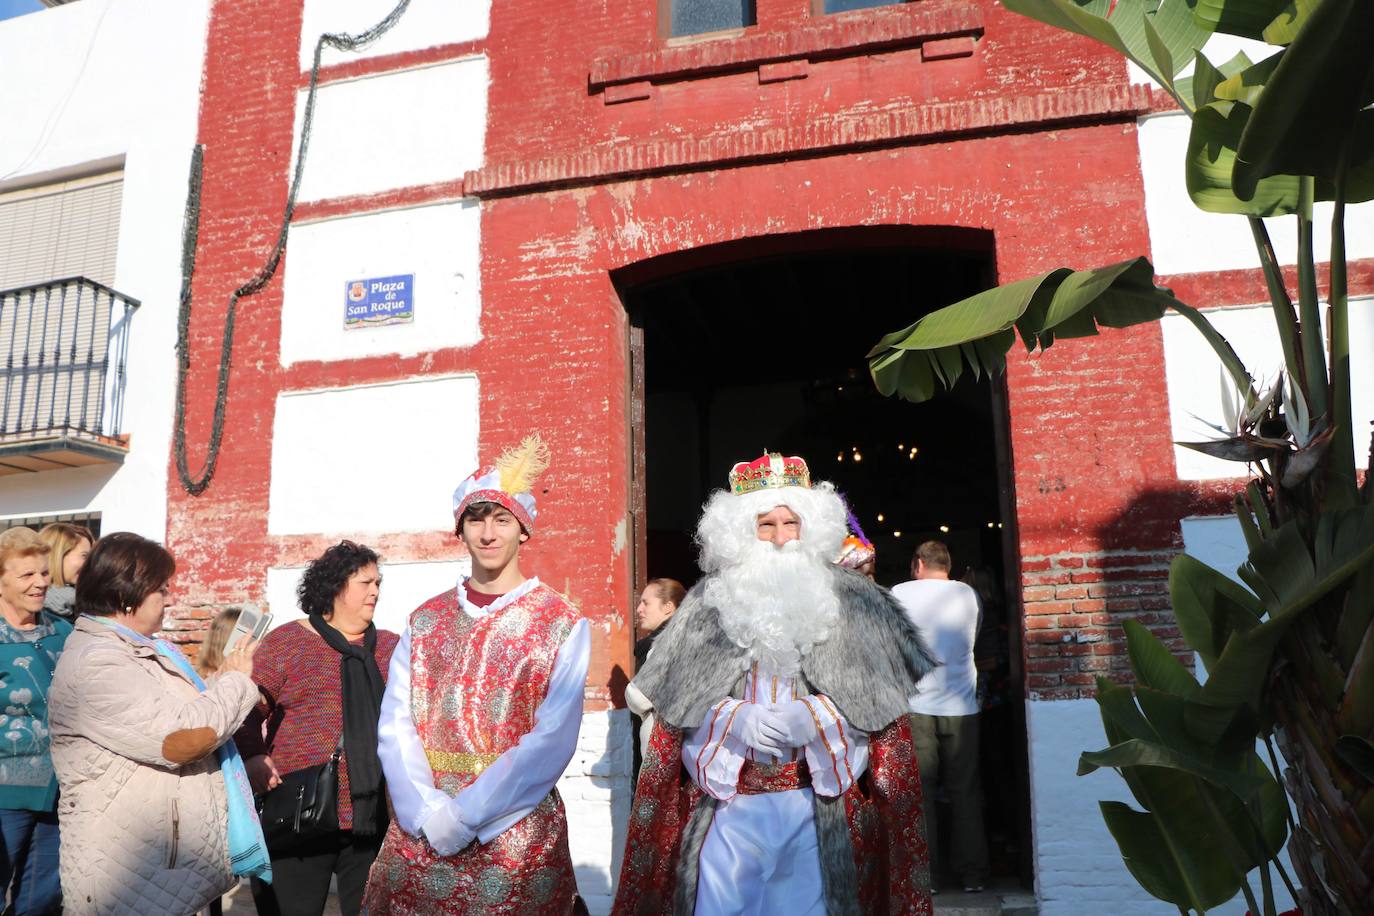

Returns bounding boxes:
[421,799,475,856]
[775,699,821,748]
[734,703,788,759]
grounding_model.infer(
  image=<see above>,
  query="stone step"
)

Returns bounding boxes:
[933,887,1039,916]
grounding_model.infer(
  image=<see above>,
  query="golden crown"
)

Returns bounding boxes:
[728,451,812,495]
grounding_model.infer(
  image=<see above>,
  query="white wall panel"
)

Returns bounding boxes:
[298,0,490,70]
[1163,297,1373,479]
[291,58,487,203]
[268,376,478,535]
[281,200,480,365]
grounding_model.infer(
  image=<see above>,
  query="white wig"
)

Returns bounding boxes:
[696,480,850,572]
[694,481,848,674]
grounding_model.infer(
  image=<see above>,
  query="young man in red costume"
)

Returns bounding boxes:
[362,435,590,915]
[613,452,937,916]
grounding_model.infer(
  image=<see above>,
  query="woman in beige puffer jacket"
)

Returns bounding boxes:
[47,534,260,916]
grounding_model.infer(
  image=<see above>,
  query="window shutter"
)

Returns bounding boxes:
[0,171,123,291]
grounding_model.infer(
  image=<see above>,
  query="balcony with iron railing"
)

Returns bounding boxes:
[0,277,139,475]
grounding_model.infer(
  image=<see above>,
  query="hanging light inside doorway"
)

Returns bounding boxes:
[893,530,902,538]
[836,451,844,462]
[939,525,950,533]
[876,513,885,523]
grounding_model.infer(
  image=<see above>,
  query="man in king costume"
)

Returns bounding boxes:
[363,435,590,914]
[613,452,938,916]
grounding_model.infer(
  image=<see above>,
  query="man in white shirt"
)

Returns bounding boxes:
[892,540,989,894]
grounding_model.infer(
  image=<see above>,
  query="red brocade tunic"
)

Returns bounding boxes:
[362,583,582,915]
[613,714,933,916]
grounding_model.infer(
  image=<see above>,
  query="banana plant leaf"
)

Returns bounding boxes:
[1192,0,1292,40]
[1233,0,1374,200]
[1169,553,1263,672]
[1192,47,1374,206]
[1087,678,1288,910]
[1187,101,1301,216]
[1099,801,1241,909]
[1124,618,1202,699]
[1178,49,1252,111]
[1201,504,1374,714]
[1259,0,1319,45]
[1213,52,1281,107]
[1335,735,1374,783]
[867,258,1174,403]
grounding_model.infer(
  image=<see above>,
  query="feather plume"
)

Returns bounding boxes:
[496,433,551,496]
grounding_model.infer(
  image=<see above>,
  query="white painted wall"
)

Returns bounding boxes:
[291,57,488,203]
[0,0,209,539]
[281,200,481,365]
[267,375,479,536]
[1162,296,1374,479]
[563,709,633,916]
[298,0,491,70]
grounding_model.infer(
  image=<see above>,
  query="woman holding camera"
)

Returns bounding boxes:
[47,532,267,915]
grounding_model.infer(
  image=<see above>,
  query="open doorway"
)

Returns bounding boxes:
[617,226,1033,887]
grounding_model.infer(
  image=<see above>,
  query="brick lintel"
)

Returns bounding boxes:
[465,84,1153,198]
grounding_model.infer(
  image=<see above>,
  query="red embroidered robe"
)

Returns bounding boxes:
[362,585,580,915]
[613,714,933,916]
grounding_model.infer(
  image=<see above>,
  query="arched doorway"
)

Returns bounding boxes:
[615,225,1035,889]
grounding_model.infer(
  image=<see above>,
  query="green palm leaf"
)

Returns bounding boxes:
[867,258,1174,403]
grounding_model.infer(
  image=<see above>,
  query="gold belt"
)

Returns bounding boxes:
[425,749,501,776]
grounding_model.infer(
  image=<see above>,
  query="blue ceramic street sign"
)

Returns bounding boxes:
[345,274,414,328]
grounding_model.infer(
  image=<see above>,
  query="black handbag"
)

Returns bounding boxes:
[255,736,343,855]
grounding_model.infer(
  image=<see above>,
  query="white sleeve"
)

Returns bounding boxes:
[376,625,453,837]
[800,695,869,797]
[456,617,591,843]
[681,698,749,801]
[624,679,653,718]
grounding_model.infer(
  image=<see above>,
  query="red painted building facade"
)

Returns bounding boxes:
[158,0,1374,910]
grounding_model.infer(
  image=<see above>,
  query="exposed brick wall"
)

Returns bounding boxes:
[158,603,256,662]
[1022,549,1185,699]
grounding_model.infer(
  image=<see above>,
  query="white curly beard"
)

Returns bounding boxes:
[704,537,841,677]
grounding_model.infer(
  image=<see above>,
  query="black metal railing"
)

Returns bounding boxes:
[0,277,140,443]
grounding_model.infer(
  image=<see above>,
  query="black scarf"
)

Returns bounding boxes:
[309,615,387,836]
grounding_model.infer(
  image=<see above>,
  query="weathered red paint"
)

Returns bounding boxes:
[168,0,1281,701]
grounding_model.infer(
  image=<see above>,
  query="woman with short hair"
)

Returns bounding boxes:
[0,526,72,915]
[47,532,269,915]
[237,541,398,916]
[37,524,94,621]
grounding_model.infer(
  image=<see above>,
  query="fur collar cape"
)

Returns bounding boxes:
[632,565,938,732]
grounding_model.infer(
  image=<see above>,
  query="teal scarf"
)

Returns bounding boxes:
[92,617,272,882]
